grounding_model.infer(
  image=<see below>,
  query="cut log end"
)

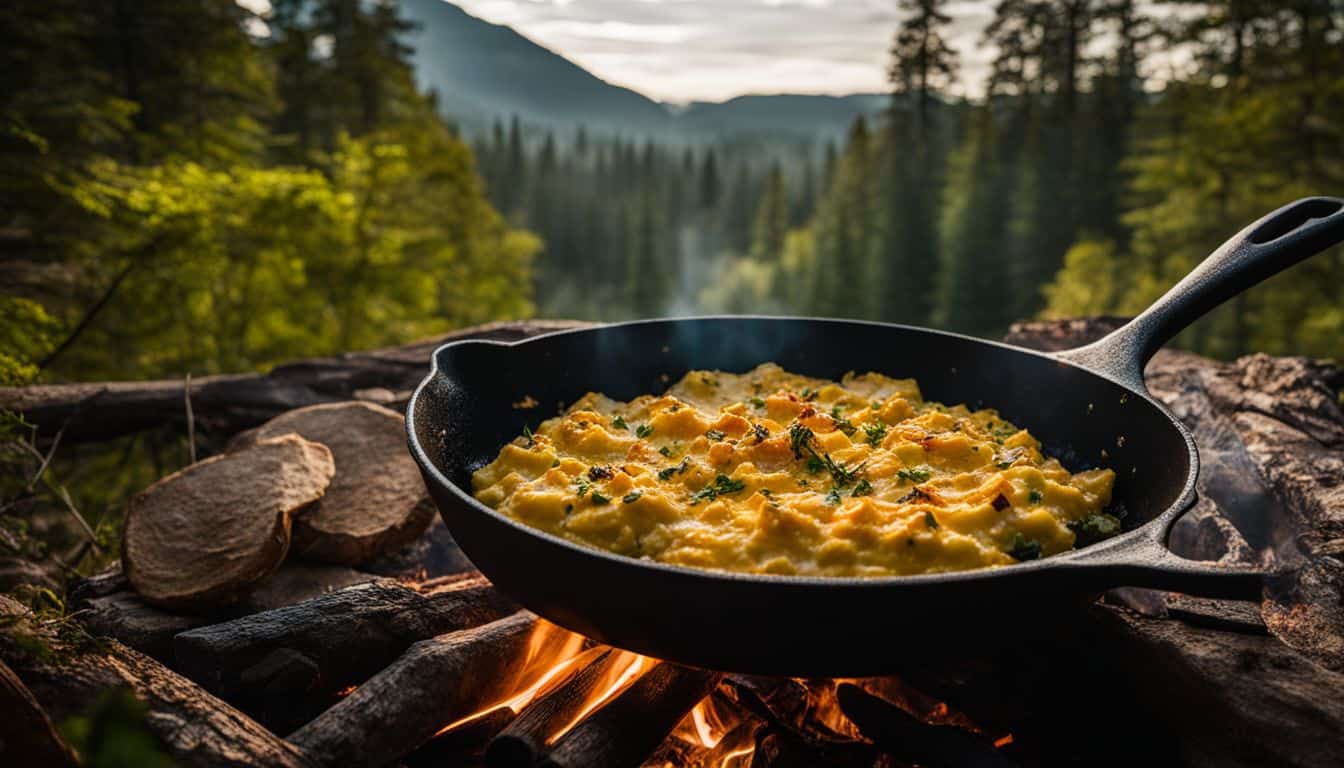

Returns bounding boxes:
[122,434,335,610]
[232,401,435,565]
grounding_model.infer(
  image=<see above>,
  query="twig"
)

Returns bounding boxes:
[26,420,66,493]
[53,485,99,551]
[184,372,196,464]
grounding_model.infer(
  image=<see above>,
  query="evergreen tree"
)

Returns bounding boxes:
[750,165,789,265]
[881,0,959,324]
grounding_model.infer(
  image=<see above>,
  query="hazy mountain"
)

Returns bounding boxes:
[401,0,883,142]
[401,0,670,136]
[677,94,888,140]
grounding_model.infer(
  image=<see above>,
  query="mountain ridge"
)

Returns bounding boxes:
[402,0,886,142]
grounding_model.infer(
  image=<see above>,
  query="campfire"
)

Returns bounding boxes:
[3,318,1343,768]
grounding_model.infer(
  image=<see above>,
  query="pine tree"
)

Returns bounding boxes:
[880,0,959,324]
[698,148,721,210]
[750,165,789,265]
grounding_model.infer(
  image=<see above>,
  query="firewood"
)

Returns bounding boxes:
[1089,602,1344,768]
[0,659,79,768]
[122,434,335,609]
[538,662,721,768]
[0,600,311,768]
[288,611,545,768]
[0,319,592,444]
[836,683,1015,768]
[174,574,514,712]
[230,402,434,565]
[75,563,377,666]
[486,648,626,768]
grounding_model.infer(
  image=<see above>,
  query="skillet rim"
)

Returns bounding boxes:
[406,314,1200,588]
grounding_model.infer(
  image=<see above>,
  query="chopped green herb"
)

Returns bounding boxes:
[659,445,674,457]
[575,479,590,498]
[800,387,817,401]
[1028,489,1043,504]
[863,421,887,447]
[705,429,726,441]
[551,458,560,467]
[522,425,535,447]
[611,415,628,431]
[657,457,691,481]
[749,397,766,409]
[991,424,1018,440]
[825,488,842,505]
[622,491,643,504]
[759,488,772,497]
[789,423,814,458]
[897,466,932,483]
[924,510,939,529]
[636,424,654,439]
[831,404,845,418]
[589,491,611,505]
[1007,533,1041,561]
[690,474,748,504]
[1068,513,1122,547]
[833,415,857,436]
[851,479,873,497]
[806,455,824,474]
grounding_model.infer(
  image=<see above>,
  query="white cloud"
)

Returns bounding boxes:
[449,0,929,102]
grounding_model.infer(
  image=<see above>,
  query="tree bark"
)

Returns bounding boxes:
[4,320,591,443]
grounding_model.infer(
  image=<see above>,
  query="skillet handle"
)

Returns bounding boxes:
[1056,196,1344,388]
[1069,496,1269,601]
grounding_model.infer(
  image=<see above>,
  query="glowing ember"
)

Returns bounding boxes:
[429,619,1001,767]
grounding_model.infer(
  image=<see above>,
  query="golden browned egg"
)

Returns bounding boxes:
[472,364,1118,578]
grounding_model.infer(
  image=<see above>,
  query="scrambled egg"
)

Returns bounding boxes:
[472,364,1118,578]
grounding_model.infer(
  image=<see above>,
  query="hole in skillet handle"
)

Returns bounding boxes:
[1247,198,1344,244]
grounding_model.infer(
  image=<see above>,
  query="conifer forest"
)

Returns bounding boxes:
[4,0,1344,391]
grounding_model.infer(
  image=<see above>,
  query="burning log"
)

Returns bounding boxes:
[288,611,555,768]
[229,402,436,565]
[0,659,79,768]
[837,683,1015,768]
[538,662,721,768]
[121,434,336,609]
[0,320,590,444]
[174,574,514,718]
[486,648,629,768]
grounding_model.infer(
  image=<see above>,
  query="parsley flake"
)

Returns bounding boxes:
[611,415,628,431]
[897,466,932,483]
[863,421,887,447]
[636,424,654,439]
[622,491,643,504]
[1007,533,1041,561]
[589,491,611,505]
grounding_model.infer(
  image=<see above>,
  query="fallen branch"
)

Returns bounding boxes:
[3,320,590,443]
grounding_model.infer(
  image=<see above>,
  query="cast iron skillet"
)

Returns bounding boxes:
[408,197,1344,676]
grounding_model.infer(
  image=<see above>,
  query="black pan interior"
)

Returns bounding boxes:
[410,318,1193,673]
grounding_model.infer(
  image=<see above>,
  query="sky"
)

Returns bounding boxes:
[446,0,998,103]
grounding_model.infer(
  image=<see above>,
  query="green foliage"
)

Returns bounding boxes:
[2,0,536,381]
[61,688,176,768]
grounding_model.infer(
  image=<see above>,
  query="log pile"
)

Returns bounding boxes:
[0,318,1340,768]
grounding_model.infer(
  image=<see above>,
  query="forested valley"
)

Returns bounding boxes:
[4,0,1344,393]
[477,0,1344,361]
